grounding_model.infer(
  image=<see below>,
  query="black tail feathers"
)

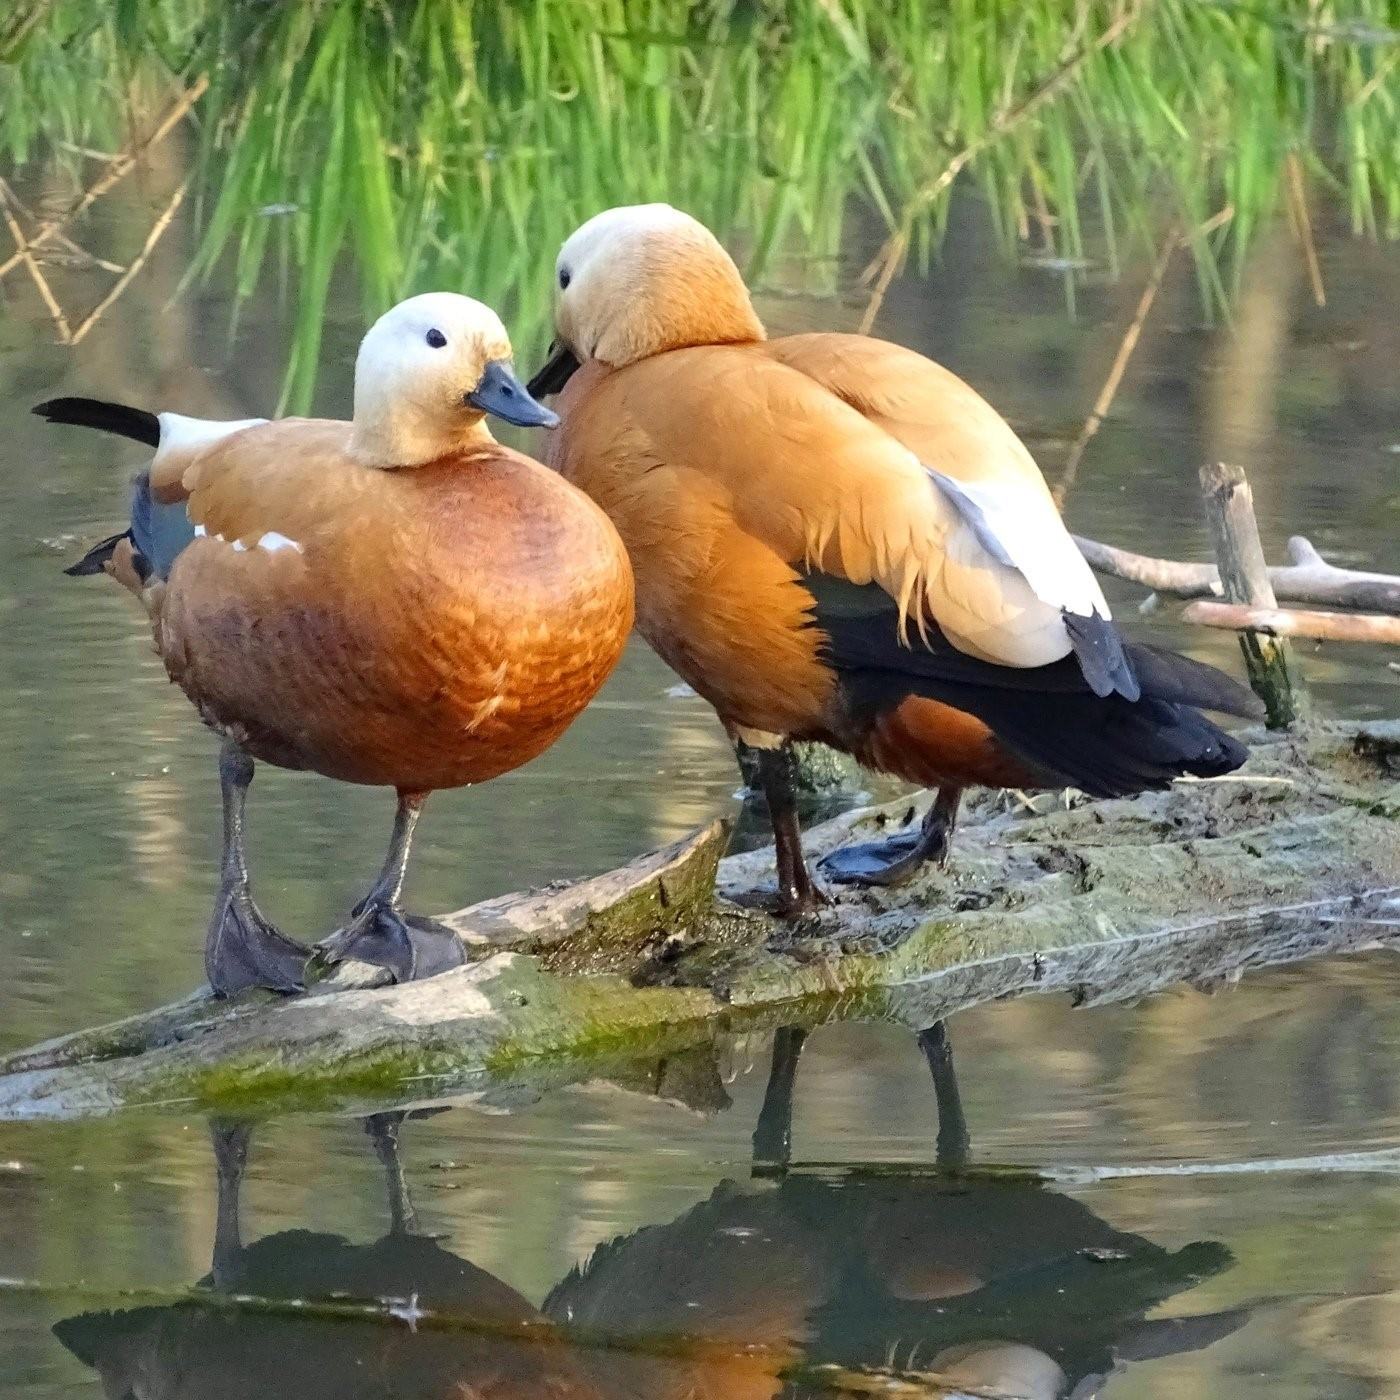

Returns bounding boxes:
[978,689,1249,800]
[33,397,160,447]
[1125,641,1264,720]
[64,531,130,576]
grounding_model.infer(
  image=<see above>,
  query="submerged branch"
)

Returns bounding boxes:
[0,73,207,282]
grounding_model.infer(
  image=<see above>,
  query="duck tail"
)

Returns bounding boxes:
[38,400,195,582]
[980,691,1251,800]
[64,531,132,577]
[33,397,160,446]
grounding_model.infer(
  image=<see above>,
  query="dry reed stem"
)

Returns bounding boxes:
[0,183,72,342]
[70,179,190,344]
[0,73,207,282]
[1284,151,1326,308]
[858,1,1147,335]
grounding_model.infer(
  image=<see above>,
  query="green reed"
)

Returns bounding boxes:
[2,0,1398,410]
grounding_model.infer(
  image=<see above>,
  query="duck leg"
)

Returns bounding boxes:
[752,1024,807,1171]
[206,737,308,996]
[820,785,962,888]
[918,1020,971,1168]
[755,745,827,917]
[315,791,466,983]
[209,1119,252,1289]
[364,1112,419,1235]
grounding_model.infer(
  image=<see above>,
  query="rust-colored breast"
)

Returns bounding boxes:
[549,359,836,739]
[156,442,633,790]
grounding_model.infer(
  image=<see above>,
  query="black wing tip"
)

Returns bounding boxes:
[33,397,160,447]
[1062,607,1141,702]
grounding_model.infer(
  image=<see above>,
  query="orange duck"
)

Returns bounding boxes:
[528,205,1260,915]
[39,293,633,993]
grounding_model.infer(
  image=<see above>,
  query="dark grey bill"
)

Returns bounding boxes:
[465,360,559,429]
[526,340,581,398]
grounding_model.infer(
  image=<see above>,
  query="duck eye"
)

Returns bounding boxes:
[425,328,447,349]
[558,268,571,291]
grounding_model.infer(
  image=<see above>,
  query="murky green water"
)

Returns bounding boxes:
[4,5,1400,1395]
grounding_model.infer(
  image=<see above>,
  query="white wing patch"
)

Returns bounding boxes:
[256,531,302,554]
[194,525,303,554]
[925,467,1109,619]
[154,412,268,469]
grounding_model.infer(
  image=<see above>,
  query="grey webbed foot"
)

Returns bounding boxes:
[206,878,308,996]
[820,786,962,889]
[820,829,934,887]
[316,898,465,984]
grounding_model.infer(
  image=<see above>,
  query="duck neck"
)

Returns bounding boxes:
[349,405,494,469]
[598,262,767,366]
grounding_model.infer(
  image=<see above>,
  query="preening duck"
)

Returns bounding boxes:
[39,293,633,993]
[529,204,1260,915]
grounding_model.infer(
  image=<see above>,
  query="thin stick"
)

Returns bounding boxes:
[1182,601,1400,646]
[1053,203,1234,509]
[0,73,207,282]
[0,176,124,274]
[1053,220,1179,507]
[0,188,72,343]
[857,1,1145,335]
[1285,152,1326,308]
[70,180,190,344]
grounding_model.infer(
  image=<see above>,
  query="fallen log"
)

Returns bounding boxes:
[1182,601,1400,646]
[1,722,1398,1123]
[1073,532,1400,614]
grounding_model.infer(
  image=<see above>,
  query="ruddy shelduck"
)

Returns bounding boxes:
[529,205,1259,915]
[39,293,633,993]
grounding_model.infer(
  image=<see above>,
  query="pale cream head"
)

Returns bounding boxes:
[350,293,553,468]
[552,204,765,367]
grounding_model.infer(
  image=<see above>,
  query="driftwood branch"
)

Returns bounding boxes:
[1,723,1398,1123]
[1073,533,1400,615]
[1182,602,1400,645]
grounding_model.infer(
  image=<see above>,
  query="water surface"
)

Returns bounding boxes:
[2,13,1400,1395]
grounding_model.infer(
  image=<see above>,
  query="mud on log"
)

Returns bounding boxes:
[1,723,1398,1122]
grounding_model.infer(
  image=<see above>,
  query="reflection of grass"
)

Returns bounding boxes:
[4,1,1399,410]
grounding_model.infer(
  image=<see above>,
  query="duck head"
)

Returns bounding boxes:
[529,204,765,396]
[350,292,556,468]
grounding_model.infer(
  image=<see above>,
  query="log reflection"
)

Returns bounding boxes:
[55,1030,1247,1398]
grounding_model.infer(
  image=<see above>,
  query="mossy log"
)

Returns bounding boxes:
[1,723,1398,1122]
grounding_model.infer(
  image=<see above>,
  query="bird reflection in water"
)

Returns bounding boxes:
[55,1023,1248,1399]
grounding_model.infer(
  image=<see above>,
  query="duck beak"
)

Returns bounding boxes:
[465,360,559,429]
[526,340,581,399]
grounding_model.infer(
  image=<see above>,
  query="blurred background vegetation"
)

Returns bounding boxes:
[2,0,1398,409]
